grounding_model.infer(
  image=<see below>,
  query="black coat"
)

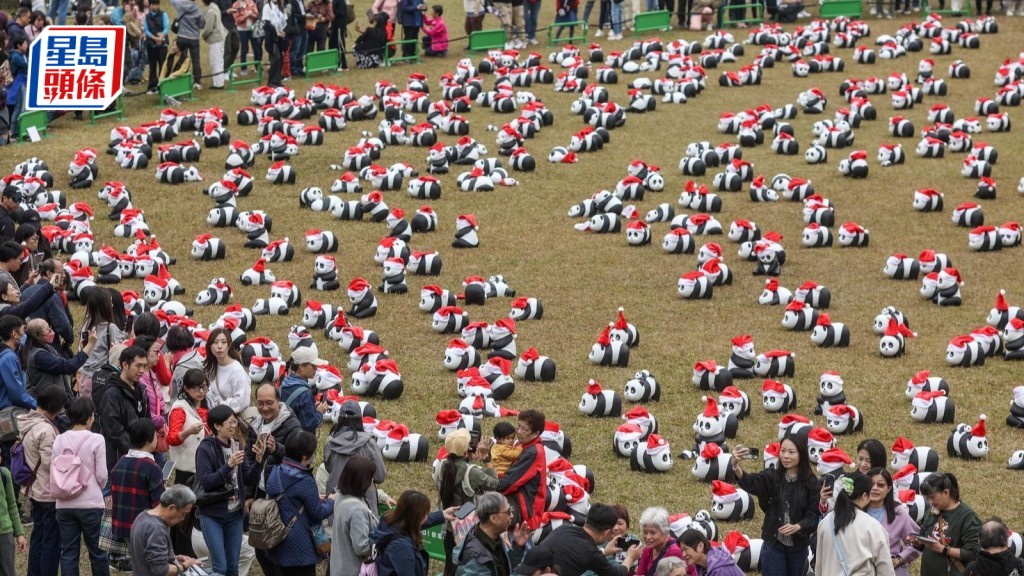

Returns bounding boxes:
[244,412,302,496]
[99,376,151,473]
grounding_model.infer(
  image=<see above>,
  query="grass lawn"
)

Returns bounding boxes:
[10,4,1024,574]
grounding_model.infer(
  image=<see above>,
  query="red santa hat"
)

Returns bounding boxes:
[719,386,744,402]
[807,427,835,449]
[694,360,719,373]
[384,424,410,446]
[939,267,964,286]
[819,371,843,387]
[701,442,722,460]
[435,410,462,428]
[892,464,918,486]
[828,404,857,423]
[819,447,852,468]
[886,318,917,338]
[348,278,370,297]
[623,406,653,427]
[995,290,1009,312]
[972,415,987,437]
[891,437,915,455]
[144,274,168,292]
[456,214,478,229]
[315,366,343,389]
[595,325,612,347]
[731,334,753,351]
[912,390,946,410]
[762,380,788,399]
[492,318,517,336]
[711,480,741,503]
[947,335,975,353]
[910,371,930,386]
[644,434,670,456]
[616,422,643,440]
[723,532,750,554]
[586,379,603,396]
[702,396,720,419]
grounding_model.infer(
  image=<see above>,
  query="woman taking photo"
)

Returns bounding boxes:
[434,428,498,576]
[731,436,819,576]
[79,288,126,397]
[679,528,744,576]
[332,455,379,576]
[134,335,170,468]
[204,327,250,415]
[866,468,920,576]
[620,507,683,576]
[371,490,456,576]
[167,368,209,555]
[195,405,258,576]
[909,473,981,576]
[266,430,336,576]
[52,397,109,576]
[815,472,896,576]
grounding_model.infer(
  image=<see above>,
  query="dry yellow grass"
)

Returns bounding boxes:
[12,6,1024,574]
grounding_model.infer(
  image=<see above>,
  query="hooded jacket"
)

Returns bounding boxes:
[453,525,525,576]
[697,546,745,576]
[371,510,446,576]
[324,425,387,511]
[99,375,151,472]
[964,549,1024,576]
[496,436,546,524]
[280,373,323,432]
[16,411,59,503]
[244,404,301,495]
[89,363,121,434]
[23,281,74,345]
[0,343,36,410]
[265,458,334,566]
[170,0,206,40]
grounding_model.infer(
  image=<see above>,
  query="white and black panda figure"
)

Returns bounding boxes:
[265,161,297,185]
[752,243,782,276]
[589,326,630,367]
[727,335,756,379]
[621,370,658,403]
[329,173,362,196]
[269,280,301,308]
[758,278,793,307]
[613,422,644,458]
[488,318,518,360]
[630,434,674,473]
[432,306,468,334]
[904,370,949,401]
[189,234,225,261]
[715,386,748,420]
[516,347,556,382]
[815,372,846,415]
[806,428,835,465]
[435,410,481,442]
[911,390,956,424]
[663,229,695,255]
[891,437,940,472]
[305,229,338,254]
[1005,319,1024,362]
[625,220,652,247]
[407,175,442,200]
[837,150,870,179]
[309,255,340,291]
[826,404,864,435]
[301,300,338,329]
[692,395,738,447]
[692,360,734,392]
[917,250,951,276]
[998,222,1021,248]
[540,421,572,460]
[247,356,287,384]
[452,214,479,248]
[691,443,735,483]
[609,308,640,349]
[755,350,796,378]
[240,258,275,286]
[935,268,964,307]
[968,225,1001,252]
[800,223,832,248]
[155,162,203,185]
[509,297,543,321]
[579,379,623,417]
[883,254,919,280]
[946,335,985,367]
[250,296,286,318]
[987,112,1011,132]
[781,301,819,332]
[816,447,853,480]
[195,279,232,306]
[721,532,763,573]
[239,212,271,249]
[710,480,754,522]
[761,379,797,413]
[772,132,800,155]
[347,278,378,319]
[1008,451,1024,471]
[947,415,989,460]
[793,281,831,309]
[837,222,870,247]
[975,177,997,200]
[877,143,906,167]
[378,257,407,295]
[678,271,713,300]
[381,425,429,462]
[879,318,917,358]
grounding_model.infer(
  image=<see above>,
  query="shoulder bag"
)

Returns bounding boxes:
[829,514,851,576]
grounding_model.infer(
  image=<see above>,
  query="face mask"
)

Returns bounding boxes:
[43,330,55,344]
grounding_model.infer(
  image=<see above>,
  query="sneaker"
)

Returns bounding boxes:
[146,89,158,95]
[19,513,31,527]
[111,556,133,572]
[504,41,514,50]
[283,76,292,82]
[912,5,920,10]
[798,9,811,16]
[595,28,603,36]
[609,32,623,39]
[885,11,893,17]
[528,38,538,45]
[1008,8,1016,13]
[869,5,877,13]
[192,83,202,90]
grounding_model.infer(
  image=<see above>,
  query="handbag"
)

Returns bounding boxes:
[171,16,180,33]
[312,522,331,556]
[99,509,130,556]
[346,2,356,23]
[0,406,28,443]
[187,467,235,507]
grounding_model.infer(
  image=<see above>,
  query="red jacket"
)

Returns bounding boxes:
[497,436,547,526]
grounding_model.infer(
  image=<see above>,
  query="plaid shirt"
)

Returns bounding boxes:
[110,454,165,541]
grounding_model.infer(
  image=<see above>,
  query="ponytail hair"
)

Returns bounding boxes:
[833,472,872,533]
[920,472,960,502]
[438,455,458,508]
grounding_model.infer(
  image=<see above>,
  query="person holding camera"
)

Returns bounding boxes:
[452,492,530,576]
[731,438,819,576]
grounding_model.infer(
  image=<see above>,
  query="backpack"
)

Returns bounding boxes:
[10,440,40,489]
[50,441,92,499]
[248,492,304,549]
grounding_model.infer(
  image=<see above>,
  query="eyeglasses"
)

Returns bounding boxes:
[497,507,512,516]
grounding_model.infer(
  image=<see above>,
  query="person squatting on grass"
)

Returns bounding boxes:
[420,4,448,56]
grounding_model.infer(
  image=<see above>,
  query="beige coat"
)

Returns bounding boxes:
[816,509,898,576]
[16,411,59,503]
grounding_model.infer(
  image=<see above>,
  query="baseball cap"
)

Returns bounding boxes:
[290,345,328,367]
[514,546,555,576]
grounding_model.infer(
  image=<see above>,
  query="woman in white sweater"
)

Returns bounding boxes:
[52,397,109,576]
[204,328,251,415]
[816,472,897,576]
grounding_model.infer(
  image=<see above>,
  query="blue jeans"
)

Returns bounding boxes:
[554,8,578,36]
[524,0,541,40]
[239,29,264,69]
[28,500,59,576]
[761,541,808,576]
[57,508,109,576]
[49,0,70,24]
[200,508,245,576]
[289,33,307,76]
[611,1,622,32]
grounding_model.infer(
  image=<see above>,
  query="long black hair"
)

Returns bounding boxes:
[833,472,872,533]
[858,438,887,471]
[179,368,210,409]
[867,467,897,523]
[438,440,478,508]
[920,472,960,502]
[778,433,816,484]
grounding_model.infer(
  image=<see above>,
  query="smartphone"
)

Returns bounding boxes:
[455,501,476,519]
[742,447,760,459]
[617,536,641,549]
[822,473,836,490]
[162,459,176,482]
[909,533,939,544]
[30,253,43,272]
[257,432,269,446]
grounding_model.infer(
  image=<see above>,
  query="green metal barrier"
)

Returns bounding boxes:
[633,10,672,35]
[386,39,421,65]
[305,49,340,77]
[923,0,972,15]
[548,20,588,44]
[17,110,48,142]
[158,74,194,103]
[469,29,507,51]
[90,96,125,125]
[719,2,763,27]
[423,523,446,562]
[819,0,863,17]
[228,61,264,90]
